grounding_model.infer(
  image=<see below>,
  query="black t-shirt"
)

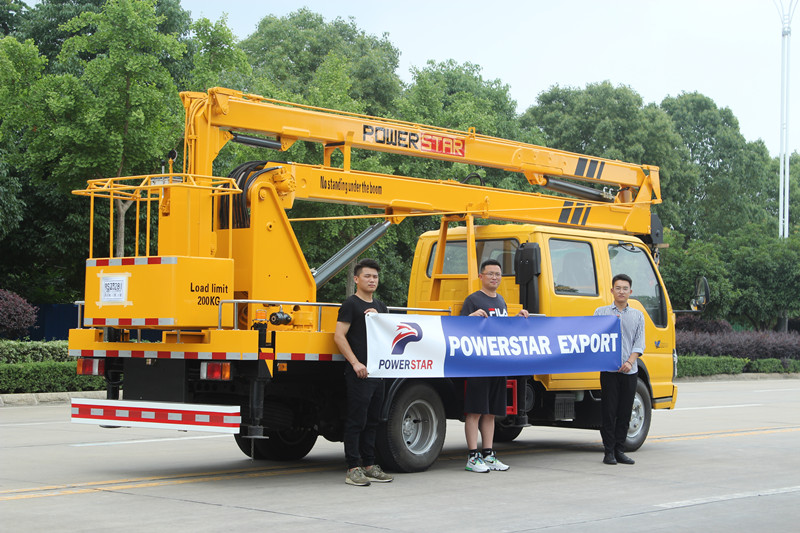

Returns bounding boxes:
[460,290,509,317]
[460,290,509,413]
[338,294,388,365]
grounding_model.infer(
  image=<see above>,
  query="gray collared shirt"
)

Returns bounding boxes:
[594,304,645,374]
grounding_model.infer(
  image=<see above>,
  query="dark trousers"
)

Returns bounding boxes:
[344,372,384,469]
[600,371,637,454]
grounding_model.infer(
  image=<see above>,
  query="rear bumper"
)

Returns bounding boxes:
[71,398,241,434]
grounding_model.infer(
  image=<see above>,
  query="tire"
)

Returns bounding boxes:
[624,377,652,451]
[377,382,446,473]
[494,420,523,442]
[234,428,318,461]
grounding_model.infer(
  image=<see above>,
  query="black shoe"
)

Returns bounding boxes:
[615,452,635,465]
[603,452,617,465]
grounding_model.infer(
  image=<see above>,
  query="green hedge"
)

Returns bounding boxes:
[0,339,70,363]
[1,341,798,395]
[746,358,800,373]
[0,361,105,394]
[677,355,749,377]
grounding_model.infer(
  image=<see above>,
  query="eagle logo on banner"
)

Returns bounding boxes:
[391,322,423,355]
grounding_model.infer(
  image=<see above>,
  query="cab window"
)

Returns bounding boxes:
[608,243,667,327]
[549,239,598,296]
[426,239,519,277]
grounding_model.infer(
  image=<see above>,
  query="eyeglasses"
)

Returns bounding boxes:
[613,286,631,292]
[481,272,503,278]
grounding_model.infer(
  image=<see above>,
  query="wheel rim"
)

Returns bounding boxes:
[400,398,438,455]
[628,392,644,439]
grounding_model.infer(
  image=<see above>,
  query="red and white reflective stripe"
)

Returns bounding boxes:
[83,317,176,327]
[86,257,179,267]
[69,349,258,361]
[263,351,345,362]
[71,398,241,434]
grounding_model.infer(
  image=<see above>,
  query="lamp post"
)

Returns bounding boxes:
[776,0,797,238]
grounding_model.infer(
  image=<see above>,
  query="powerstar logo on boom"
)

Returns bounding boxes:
[390,322,423,355]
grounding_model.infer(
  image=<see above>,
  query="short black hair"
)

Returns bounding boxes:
[612,273,632,287]
[354,258,380,276]
[480,258,502,273]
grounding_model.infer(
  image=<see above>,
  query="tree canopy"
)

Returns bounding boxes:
[0,2,797,329]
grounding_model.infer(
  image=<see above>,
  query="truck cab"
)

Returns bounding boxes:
[407,224,677,450]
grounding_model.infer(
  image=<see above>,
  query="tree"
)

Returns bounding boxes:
[658,228,735,319]
[0,159,24,241]
[523,82,690,233]
[721,224,800,330]
[15,0,105,71]
[55,0,185,257]
[661,92,773,240]
[0,36,46,240]
[1,0,28,36]
[184,15,250,92]
[0,1,187,302]
[239,8,401,116]
[16,0,192,77]
[0,36,90,302]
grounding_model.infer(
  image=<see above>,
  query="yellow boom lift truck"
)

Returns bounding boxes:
[69,87,699,472]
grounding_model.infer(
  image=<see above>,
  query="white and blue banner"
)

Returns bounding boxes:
[366,314,621,378]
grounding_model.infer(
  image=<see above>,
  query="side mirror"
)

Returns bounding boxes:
[514,243,541,285]
[690,276,710,311]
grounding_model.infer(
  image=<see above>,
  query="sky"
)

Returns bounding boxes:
[179,0,799,158]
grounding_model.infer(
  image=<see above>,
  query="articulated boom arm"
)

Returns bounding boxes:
[182,87,661,220]
[262,162,653,235]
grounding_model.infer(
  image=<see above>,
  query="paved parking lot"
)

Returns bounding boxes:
[2,379,799,532]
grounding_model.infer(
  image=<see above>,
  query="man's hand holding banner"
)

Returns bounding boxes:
[366,314,621,378]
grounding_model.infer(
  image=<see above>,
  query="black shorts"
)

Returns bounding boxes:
[464,376,507,416]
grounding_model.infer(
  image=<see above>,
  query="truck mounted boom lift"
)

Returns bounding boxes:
[69,87,674,472]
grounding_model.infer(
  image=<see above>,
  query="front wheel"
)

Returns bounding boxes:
[624,378,652,451]
[377,382,446,473]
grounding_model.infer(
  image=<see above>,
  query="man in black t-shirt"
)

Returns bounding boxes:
[461,259,529,473]
[334,258,394,486]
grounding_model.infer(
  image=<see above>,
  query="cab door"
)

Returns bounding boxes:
[536,232,608,391]
[606,242,676,406]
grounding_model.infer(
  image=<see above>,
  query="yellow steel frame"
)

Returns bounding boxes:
[72,87,662,336]
[73,174,239,259]
[181,88,661,214]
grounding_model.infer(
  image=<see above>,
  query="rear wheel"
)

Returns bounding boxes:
[377,382,445,472]
[624,378,651,451]
[494,420,523,442]
[234,428,318,461]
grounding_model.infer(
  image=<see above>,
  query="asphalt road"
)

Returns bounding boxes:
[1,379,799,532]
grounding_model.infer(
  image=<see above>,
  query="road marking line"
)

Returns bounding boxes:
[649,426,800,442]
[70,434,229,447]
[656,485,800,509]
[0,460,345,501]
[752,388,800,392]
[0,421,64,427]
[667,403,762,411]
[0,465,340,501]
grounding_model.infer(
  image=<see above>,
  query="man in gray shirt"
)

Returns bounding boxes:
[594,273,645,465]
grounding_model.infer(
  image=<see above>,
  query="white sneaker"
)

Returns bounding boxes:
[483,452,509,471]
[466,454,489,473]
